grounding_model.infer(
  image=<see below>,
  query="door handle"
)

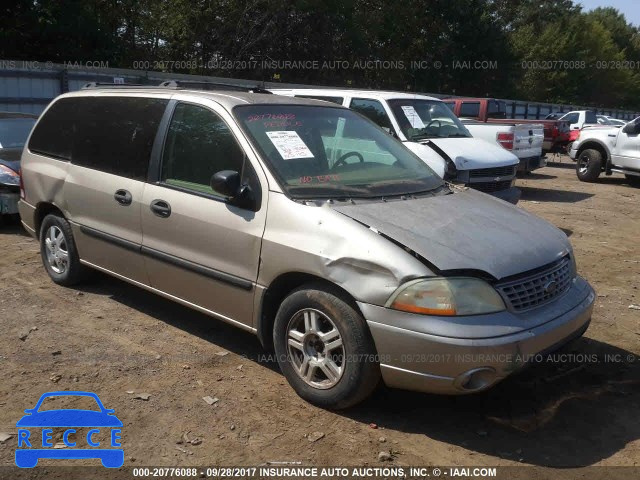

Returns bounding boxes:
[150,199,171,218]
[114,189,132,206]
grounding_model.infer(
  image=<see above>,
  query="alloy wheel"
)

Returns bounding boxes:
[44,225,69,274]
[286,308,345,389]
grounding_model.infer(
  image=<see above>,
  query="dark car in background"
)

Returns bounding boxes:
[0,112,38,221]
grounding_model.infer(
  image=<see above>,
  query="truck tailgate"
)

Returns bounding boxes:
[513,124,544,159]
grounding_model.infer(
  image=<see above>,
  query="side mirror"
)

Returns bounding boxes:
[211,170,241,198]
[622,121,640,135]
[211,170,257,211]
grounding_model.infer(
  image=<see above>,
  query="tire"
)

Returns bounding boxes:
[273,284,380,409]
[39,213,88,286]
[625,174,640,187]
[576,148,603,182]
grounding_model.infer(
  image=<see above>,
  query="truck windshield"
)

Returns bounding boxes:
[0,118,36,149]
[386,99,472,141]
[235,105,443,199]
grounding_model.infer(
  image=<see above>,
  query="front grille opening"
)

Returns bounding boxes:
[496,257,573,312]
[469,180,512,193]
[469,166,516,178]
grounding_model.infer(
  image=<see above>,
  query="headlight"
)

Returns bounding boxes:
[387,277,506,316]
[0,164,20,186]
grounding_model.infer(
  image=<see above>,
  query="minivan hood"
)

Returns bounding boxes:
[332,190,570,280]
[423,137,519,170]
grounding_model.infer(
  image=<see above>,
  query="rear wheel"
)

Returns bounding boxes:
[40,213,88,286]
[273,284,380,409]
[576,149,603,182]
[625,174,640,187]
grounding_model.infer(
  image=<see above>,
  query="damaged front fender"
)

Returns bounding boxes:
[257,193,434,307]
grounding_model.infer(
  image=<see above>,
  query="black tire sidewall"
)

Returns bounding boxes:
[576,149,602,182]
[273,285,380,409]
[39,214,84,286]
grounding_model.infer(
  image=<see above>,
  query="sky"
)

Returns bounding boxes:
[577,0,640,26]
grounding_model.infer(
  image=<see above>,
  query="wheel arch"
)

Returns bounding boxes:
[576,140,609,166]
[34,202,65,237]
[257,272,364,350]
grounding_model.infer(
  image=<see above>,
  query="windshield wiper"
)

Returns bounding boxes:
[410,134,436,141]
[288,183,370,198]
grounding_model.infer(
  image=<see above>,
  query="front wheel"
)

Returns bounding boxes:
[576,149,603,182]
[273,285,380,409]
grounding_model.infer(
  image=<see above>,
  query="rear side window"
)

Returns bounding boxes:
[585,111,597,124]
[28,96,167,180]
[562,112,579,124]
[459,102,480,117]
[487,100,506,119]
[72,97,168,180]
[160,103,245,195]
[28,98,79,160]
[349,98,393,131]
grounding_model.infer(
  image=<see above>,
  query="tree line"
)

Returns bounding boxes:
[2,0,640,110]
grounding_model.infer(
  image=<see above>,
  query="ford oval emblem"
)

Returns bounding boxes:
[544,280,558,295]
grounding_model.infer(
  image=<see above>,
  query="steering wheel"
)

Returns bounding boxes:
[332,151,364,169]
[426,119,442,130]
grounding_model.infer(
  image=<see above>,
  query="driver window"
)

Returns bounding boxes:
[349,98,394,132]
[161,103,245,195]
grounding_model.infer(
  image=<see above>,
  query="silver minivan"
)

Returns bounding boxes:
[19,85,595,408]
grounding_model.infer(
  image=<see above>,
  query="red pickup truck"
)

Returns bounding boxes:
[443,98,570,154]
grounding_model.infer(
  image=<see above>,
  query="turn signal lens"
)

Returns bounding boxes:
[388,277,506,316]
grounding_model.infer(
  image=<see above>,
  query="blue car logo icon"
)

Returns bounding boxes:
[15,391,123,468]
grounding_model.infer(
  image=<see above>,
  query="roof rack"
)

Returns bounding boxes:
[158,80,272,94]
[81,80,272,94]
[81,82,150,89]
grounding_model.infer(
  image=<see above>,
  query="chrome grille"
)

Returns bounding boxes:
[469,166,516,178]
[496,257,573,312]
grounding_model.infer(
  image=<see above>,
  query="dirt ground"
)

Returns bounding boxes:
[0,157,638,474]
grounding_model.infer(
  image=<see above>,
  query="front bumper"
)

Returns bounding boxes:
[490,186,521,205]
[360,276,595,395]
[0,189,19,215]
[569,146,579,161]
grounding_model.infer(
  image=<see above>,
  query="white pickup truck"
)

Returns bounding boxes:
[569,116,640,185]
[559,110,598,131]
[271,88,522,203]
[460,119,544,173]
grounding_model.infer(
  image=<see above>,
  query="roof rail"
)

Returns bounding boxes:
[80,80,272,94]
[81,82,150,89]
[158,80,272,94]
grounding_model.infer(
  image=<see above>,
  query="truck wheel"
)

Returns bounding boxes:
[625,175,640,187]
[40,213,88,286]
[273,284,380,409]
[576,149,602,182]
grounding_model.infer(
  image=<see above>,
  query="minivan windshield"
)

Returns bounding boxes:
[235,105,443,199]
[387,99,471,141]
